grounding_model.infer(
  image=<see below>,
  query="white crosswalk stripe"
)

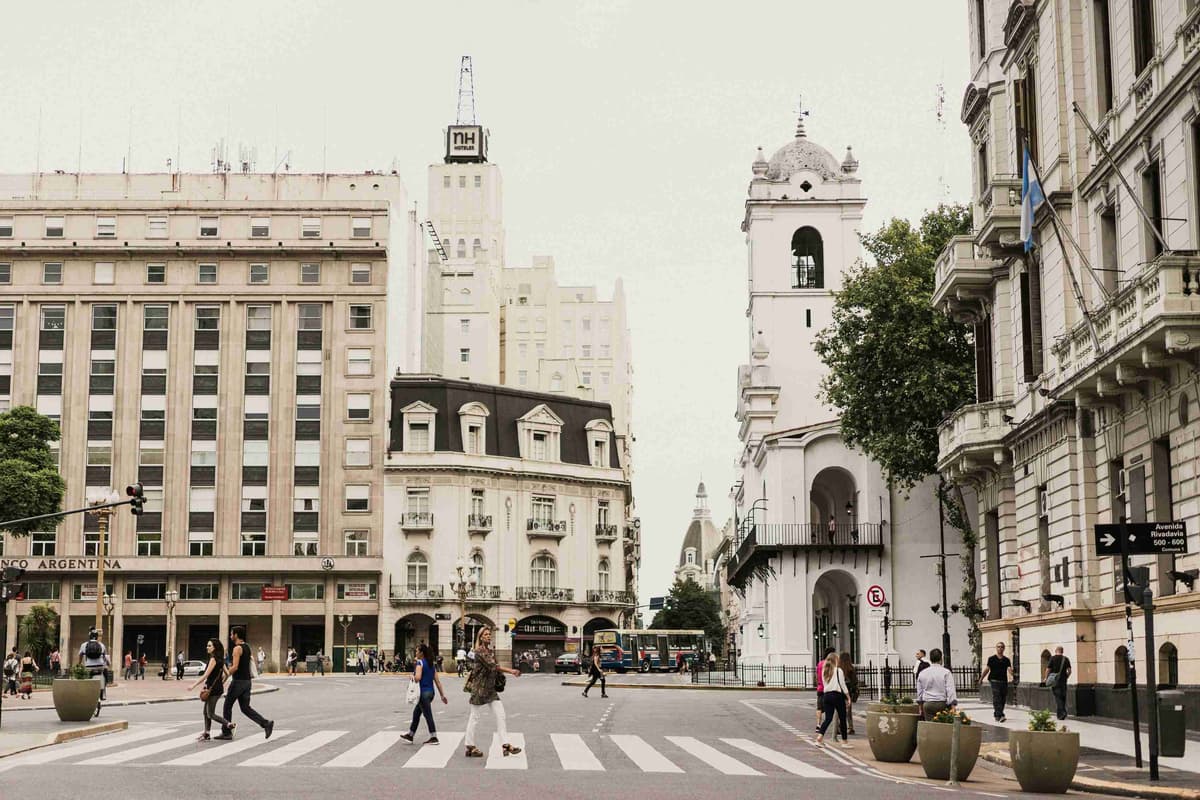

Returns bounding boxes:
[721,738,841,778]
[0,726,179,769]
[665,736,761,776]
[164,730,293,766]
[609,734,683,773]
[239,730,347,767]
[78,732,202,765]
[323,731,403,768]
[402,731,463,768]
[485,732,527,769]
[551,733,604,771]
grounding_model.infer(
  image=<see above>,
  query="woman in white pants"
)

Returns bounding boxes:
[463,627,522,758]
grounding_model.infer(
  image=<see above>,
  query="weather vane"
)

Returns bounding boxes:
[795,95,810,138]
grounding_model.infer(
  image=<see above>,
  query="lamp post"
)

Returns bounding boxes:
[86,488,121,635]
[449,557,478,652]
[163,590,178,680]
[338,614,353,672]
[101,592,116,668]
[845,500,858,544]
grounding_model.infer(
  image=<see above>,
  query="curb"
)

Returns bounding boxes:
[559,679,804,692]
[980,750,1200,800]
[2,683,279,713]
[0,720,128,760]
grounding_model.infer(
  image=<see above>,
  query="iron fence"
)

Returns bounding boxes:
[690,660,981,694]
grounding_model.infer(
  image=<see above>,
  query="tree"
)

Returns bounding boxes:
[813,204,986,665]
[650,579,725,646]
[19,604,60,667]
[0,406,65,537]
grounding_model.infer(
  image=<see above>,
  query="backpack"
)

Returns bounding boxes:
[3,659,15,677]
[85,639,103,660]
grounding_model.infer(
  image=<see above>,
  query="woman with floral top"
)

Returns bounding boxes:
[463,627,521,758]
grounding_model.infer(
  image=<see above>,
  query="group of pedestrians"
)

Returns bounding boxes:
[2,648,39,699]
[122,652,148,680]
[814,649,858,748]
[186,626,275,742]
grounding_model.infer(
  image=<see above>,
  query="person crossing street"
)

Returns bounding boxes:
[463,628,521,758]
[582,648,608,698]
[217,626,274,741]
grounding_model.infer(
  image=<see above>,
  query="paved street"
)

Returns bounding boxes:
[0,675,1020,799]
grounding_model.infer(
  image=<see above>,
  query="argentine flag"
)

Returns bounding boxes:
[1019,146,1045,252]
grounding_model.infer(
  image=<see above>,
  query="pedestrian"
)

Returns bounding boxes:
[916,648,957,720]
[187,638,232,741]
[123,651,133,681]
[216,626,274,741]
[18,650,38,699]
[1045,646,1072,721]
[979,641,1014,722]
[815,652,851,748]
[582,646,608,698]
[708,651,716,672]
[79,628,110,709]
[3,652,18,696]
[138,654,147,679]
[401,643,448,746]
[913,649,930,680]
[827,515,837,544]
[49,647,61,677]
[814,646,835,732]
[175,650,185,680]
[257,646,266,676]
[839,652,859,734]
[357,649,366,676]
[463,628,522,758]
[456,645,467,677]
[286,647,297,675]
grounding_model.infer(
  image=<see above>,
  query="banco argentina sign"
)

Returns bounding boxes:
[0,558,123,571]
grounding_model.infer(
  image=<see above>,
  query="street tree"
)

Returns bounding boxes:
[650,579,725,647]
[19,604,60,666]
[812,204,985,664]
[0,405,65,537]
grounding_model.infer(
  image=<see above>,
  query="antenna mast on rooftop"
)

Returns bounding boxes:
[456,56,477,125]
[935,81,950,201]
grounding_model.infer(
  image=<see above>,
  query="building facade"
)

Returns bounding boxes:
[0,171,407,670]
[935,0,1200,721]
[383,374,635,668]
[728,117,973,669]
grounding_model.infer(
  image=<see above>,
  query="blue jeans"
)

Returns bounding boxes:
[410,689,436,735]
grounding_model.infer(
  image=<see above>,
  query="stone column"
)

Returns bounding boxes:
[59,595,72,666]
[323,574,335,661]
[5,600,17,653]
[112,594,125,677]
[218,576,230,651]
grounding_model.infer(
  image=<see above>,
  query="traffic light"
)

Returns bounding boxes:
[1,566,25,604]
[126,482,145,515]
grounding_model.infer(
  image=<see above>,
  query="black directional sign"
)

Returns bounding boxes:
[1095,522,1188,556]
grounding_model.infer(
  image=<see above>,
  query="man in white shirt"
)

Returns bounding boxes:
[916,648,957,720]
[79,628,111,705]
[456,647,467,676]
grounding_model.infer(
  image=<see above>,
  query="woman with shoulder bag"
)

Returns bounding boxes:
[188,638,232,741]
[463,628,522,758]
[816,652,852,749]
[401,643,447,745]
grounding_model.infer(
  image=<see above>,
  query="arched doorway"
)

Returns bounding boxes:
[810,467,858,544]
[582,617,617,657]
[394,613,437,668]
[511,615,567,673]
[452,613,495,653]
[812,569,860,663]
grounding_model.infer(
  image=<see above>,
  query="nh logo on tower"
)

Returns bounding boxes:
[445,124,488,163]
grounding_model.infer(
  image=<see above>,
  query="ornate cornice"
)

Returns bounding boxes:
[1003,0,1037,50]
[961,81,990,126]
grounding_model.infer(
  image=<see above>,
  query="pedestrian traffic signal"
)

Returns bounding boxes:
[126,482,145,515]
[2,566,25,583]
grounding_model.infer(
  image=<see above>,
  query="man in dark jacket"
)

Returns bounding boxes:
[1045,646,1073,720]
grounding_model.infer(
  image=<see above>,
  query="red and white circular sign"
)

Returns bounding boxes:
[866,585,887,608]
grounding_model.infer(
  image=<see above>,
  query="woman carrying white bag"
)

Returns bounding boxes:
[401,643,447,745]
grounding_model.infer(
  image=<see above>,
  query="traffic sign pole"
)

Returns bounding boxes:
[1142,584,1159,781]
[1119,518,1143,769]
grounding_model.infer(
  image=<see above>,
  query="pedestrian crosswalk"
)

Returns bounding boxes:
[0,724,843,778]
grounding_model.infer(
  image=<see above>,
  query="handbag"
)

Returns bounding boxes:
[494,672,506,693]
[405,678,420,705]
[1045,671,1059,688]
[200,687,211,701]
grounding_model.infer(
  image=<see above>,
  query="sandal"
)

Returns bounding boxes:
[197,733,211,741]
[502,744,522,756]
[464,745,484,758]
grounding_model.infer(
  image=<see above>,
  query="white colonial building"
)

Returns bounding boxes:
[728,114,973,670]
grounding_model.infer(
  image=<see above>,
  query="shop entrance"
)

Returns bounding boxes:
[291,624,325,659]
[187,624,219,661]
[123,624,166,665]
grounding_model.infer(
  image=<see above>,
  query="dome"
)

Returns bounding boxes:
[765,136,840,181]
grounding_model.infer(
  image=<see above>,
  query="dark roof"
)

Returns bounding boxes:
[388,374,619,469]
[678,519,704,567]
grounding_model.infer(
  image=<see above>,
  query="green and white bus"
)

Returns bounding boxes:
[593,628,704,673]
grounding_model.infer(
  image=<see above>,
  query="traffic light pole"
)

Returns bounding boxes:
[0,497,133,530]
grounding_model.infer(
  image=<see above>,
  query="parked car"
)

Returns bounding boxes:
[554,653,583,674]
[181,660,207,677]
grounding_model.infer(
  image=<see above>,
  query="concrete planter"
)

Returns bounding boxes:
[866,702,919,715]
[866,710,919,762]
[52,677,102,722]
[916,721,981,781]
[1008,730,1080,794]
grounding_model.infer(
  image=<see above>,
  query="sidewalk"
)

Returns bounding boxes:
[1,676,277,713]
[0,719,127,759]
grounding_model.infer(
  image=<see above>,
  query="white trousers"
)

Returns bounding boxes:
[465,699,508,748]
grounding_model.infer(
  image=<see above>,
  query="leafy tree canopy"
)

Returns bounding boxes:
[650,579,725,644]
[0,406,65,536]
[19,604,60,665]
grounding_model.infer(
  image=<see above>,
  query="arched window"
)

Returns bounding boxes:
[407,551,428,590]
[470,551,485,585]
[550,373,563,392]
[1039,649,1052,680]
[1158,642,1179,688]
[456,239,467,259]
[531,553,557,589]
[790,226,824,289]
[598,558,610,591]
[686,548,697,566]
[1114,645,1129,687]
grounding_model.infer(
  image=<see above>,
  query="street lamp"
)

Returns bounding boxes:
[845,500,857,544]
[86,488,121,635]
[338,614,353,672]
[448,557,479,651]
[163,589,178,680]
[101,592,116,665]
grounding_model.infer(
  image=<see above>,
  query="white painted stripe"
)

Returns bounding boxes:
[78,732,201,765]
[609,734,682,773]
[485,732,527,769]
[10,726,179,765]
[323,731,403,768]
[239,730,346,766]
[666,736,761,776]
[402,731,463,768]
[721,738,840,778]
[551,734,604,771]
[164,730,291,766]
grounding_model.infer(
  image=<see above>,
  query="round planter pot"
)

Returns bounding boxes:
[866,710,919,762]
[866,702,919,715]
[1009,730,1080,794]
[52,677,102,722]
[917,720,982,781]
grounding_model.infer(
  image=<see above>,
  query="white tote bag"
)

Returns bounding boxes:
[405,678,420,705]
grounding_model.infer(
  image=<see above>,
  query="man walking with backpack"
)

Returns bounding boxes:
[79,628,110,712]
[217,626,274,741]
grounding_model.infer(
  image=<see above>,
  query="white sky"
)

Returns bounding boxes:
[1,1,972,607]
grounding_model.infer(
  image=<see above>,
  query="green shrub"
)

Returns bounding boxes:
[1027,709,1065,732]
[930,708,971,725]
[69,662,89,680]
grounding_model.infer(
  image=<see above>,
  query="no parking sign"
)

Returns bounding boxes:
[866,585,887,608]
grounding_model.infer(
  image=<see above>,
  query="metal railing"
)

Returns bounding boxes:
[595,524,619,540]
[467,514,492,529]
[388,584,445,601]
[400,512,434,528]
[466,584,501,601]
[586,589,635,605]
[514,586,574,602]
[527,518,567,533]
[691,661,981,694]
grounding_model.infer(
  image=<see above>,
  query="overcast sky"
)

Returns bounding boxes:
[2,1,972,607]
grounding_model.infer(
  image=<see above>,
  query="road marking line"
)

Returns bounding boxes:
[403,732,463,768]
[609,734,683,773]
[78,732,201,765]
[164,731,290,766]
[323,731,403,768]
[721,738,839,778]
[239,730,346,766]
[666,736,761,775]
[485,732,527,769]
[7,726,179,766]
[551,733,604,771]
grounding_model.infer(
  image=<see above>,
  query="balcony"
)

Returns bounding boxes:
[467,514,493,532]
[400,512,434,531]
[1049,252,1200,396]
[726,523,883,587]
[933,235,998,321]
[389,585,445,604]
[936,398,1015,483]
[595,524,619,542]
[975,175,1022,249]
[515,586,574,604]
[586,589,635,607]
[526,518,568,539]
[464,585,501,603]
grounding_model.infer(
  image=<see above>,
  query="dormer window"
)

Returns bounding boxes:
[458,401,489,456]
[585,419,613,468]
[532,432,548,460]
[400,401,437,453]
[686,548,696,565]
[516,403,563,462]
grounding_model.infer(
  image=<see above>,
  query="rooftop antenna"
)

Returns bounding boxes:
[456,55,478,124]
[794,94,810,139]
[935,79,950,201]
[238,144,257,174]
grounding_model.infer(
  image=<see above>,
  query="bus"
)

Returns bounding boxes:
[593,629,705,673]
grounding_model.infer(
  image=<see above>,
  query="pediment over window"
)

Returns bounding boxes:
[960,81,989,125]
[519,403,564,427]
[459,401,490,418]
[1003,0,1036,49]
[401,400,438,415]
[585,419,613,434]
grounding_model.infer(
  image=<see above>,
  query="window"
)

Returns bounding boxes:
[471,489,485,517]
[197,263,217,284]
[550,373,563,391]
[532,495,555,524]
[975,0,986,58]
[1014,64,1038,174]
[41,305,65,331]
[349,304,373,330]
[293,530,318,556]
[443,175,451,188]
[1132,0,1156,76]
[601,371,610,386]
[790,227,824,288]
[407,551,429,590]
[189,530,214,556]
[89,359,115,393]
[1143,160,1164,259]
[347,348,372,376]
[460,318,470,334]
[344,530,368,557]
[199,216,218,237]
[1094,0,1115,113]
[408,422,430,451]
[92,304,117,331]
[470,551,485,584]
[473,237,482,253]
[298,303,322,330]
[593,439,607,466]
[1019,259,1044,382]
[345,437,371,467]
[301,217,321,238]
[31,531,56,556]
[93,262,114,284]
[293,487,320,512]
[458,175,466,188]
[460,348,470,364]
[241,532,267,556]
[249,263,269,284]
[195,306,220,330]
[518,370,528,386]
[581,370,592,385]
[241,439,268,467]
[536,343,545,358]
[45,216,64,237]
[126,582,167,600]
[83,531,109,557]
[582,345,592,358]
[0,263,9,284]
[43,262,63,284]
[976,141,989,196]
[598,558,611,591]
[180,583,219,600]
[0,216,12,237]
[466,424,482,454]
[1099,207,1118,294]
[347,393,371,421]
[246,305,271,331]
[87,444,112,467]
[457,239,466,258]
[686,549,696,565]
[144,305,169,330]
[531,554,557,589]
[345,484,370,512]
[24,582,60,600]
[532,432,548,460]
[147,216,168,238]
[350,263,371,284]
[351,217,371,238]
[231,582,263,600]
[406,488,431,515]
[146,263,166,283]
[300,263,321,284]
[95,216,116,238]
[139,442,165,466]
[474,175,481,188]
[250,216,270,238]
[336,582,377,600]
[137,532,162,556]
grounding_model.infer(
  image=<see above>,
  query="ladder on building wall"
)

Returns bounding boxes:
[424,219,449,263]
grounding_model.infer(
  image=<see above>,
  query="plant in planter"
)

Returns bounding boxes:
[867,694,920,762]
[917,708,982,781]
[51,662,103,722]
[1008,709,1080,794]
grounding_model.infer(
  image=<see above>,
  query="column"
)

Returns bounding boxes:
[270,598,282,673]
[5,600,16,653]
[217,576,230,649]
[59,591,72,663]
[112,598,125,676]
[323,574,335,660]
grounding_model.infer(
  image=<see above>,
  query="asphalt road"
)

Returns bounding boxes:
[0,674,1016,799]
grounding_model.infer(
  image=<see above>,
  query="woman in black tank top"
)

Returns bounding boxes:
[188,638,231,740]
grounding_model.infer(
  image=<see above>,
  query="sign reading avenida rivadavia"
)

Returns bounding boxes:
[0,558,123,571]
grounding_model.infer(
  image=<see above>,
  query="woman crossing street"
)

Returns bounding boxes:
[582,648,608,698]
[401,643,447,745]
[462,628,521,758]
[815,652,851,748]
